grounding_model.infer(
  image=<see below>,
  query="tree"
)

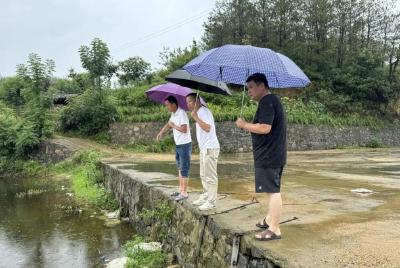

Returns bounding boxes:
[16,53,55,97]
[60,39,118,136]
[15,53,55,138]
[79,38,115,89]
[202,0,255,47]
[159,40,200,72]
[379,1,400,81]
[117,57,151,86]
[67,68,92,92]
[202,0,400,116]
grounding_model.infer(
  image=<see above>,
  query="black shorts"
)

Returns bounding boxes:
[255,167,283,193]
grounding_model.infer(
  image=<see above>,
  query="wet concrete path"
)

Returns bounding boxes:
[109,148,400,267]
[53,137,400,267]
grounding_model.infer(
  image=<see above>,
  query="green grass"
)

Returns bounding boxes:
[0,157,47,178]
[52,150,119,210]
[122,201,174,267]
[123,235,166,268]
[112,84,393,129]
[282,97,389,128]
[136,201,175,242]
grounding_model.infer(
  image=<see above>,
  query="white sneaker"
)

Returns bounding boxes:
[198,201,216,211]
[192,194,207,206]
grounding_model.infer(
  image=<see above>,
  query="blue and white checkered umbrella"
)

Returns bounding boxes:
[183,44,310,88]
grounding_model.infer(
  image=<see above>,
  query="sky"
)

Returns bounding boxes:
[0,0,217,77]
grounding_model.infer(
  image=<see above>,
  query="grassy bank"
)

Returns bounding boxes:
[123,235,167,268]
[0,158,45,179]
[52,150,118,210]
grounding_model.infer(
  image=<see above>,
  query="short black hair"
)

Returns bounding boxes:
[246,73,269,88]
[165,95,178,106]
[186,93,204,106]
[186,93,198,100]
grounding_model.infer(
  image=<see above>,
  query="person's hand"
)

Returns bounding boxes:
[156,132,163,141]
[191,110,199,120]
[236,118,247,129]
[168,121,176,129]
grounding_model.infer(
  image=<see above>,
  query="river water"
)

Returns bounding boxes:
[0,176,133,268]
[1,148,399,267]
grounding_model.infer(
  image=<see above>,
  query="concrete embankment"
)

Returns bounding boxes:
[32,137,400,267]
[102,160,285,267]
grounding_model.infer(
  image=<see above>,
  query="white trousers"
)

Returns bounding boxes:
[199,148,220,205]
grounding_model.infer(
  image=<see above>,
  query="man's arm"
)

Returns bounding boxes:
[191,110,211,132]
[156,122,171,140]
[236,118,271,134]
[236,97,274,134]
[169,122,188,133]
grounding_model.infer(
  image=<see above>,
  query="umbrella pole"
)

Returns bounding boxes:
[240,85,245,117]
[195,90,199,108]
[240,70,249,118]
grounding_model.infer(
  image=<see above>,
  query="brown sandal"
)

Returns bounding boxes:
[255,229,282,241]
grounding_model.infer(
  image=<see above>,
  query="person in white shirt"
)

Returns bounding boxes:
[156,96,192,201]
[186,93,220,211]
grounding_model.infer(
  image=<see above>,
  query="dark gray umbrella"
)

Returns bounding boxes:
[165,69,232,96]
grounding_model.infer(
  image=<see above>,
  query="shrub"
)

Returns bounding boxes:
[0,102,40,158]
[0,76,26,107]
[49,78,85,94]
[59,89,117,136]
[365,138,383,148]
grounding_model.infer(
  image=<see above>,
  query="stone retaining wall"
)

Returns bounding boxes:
[102,162,283,268]
[109,122,400,152]
[30,139,82,163]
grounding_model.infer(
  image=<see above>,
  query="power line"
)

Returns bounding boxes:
[113,9,212,52]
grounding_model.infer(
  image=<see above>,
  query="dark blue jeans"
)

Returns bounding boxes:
[175,142,192,178]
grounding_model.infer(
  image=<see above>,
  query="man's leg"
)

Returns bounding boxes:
[180,143,191,197]
[193,151,208,205]
[202,149,219,206]
[181,176,189,196]
[176,148,183,194]
[256,167,283,233]
[199,151,208,197]
[256,192,282,239]
[267,193,282,235]
[178,170,183,193]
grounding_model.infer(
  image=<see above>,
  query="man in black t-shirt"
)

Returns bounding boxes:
[236,73,287,241]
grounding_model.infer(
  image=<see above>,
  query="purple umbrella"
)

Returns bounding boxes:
[145,83,206,111]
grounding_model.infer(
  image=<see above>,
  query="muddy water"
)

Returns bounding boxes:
[0,176,132,268]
